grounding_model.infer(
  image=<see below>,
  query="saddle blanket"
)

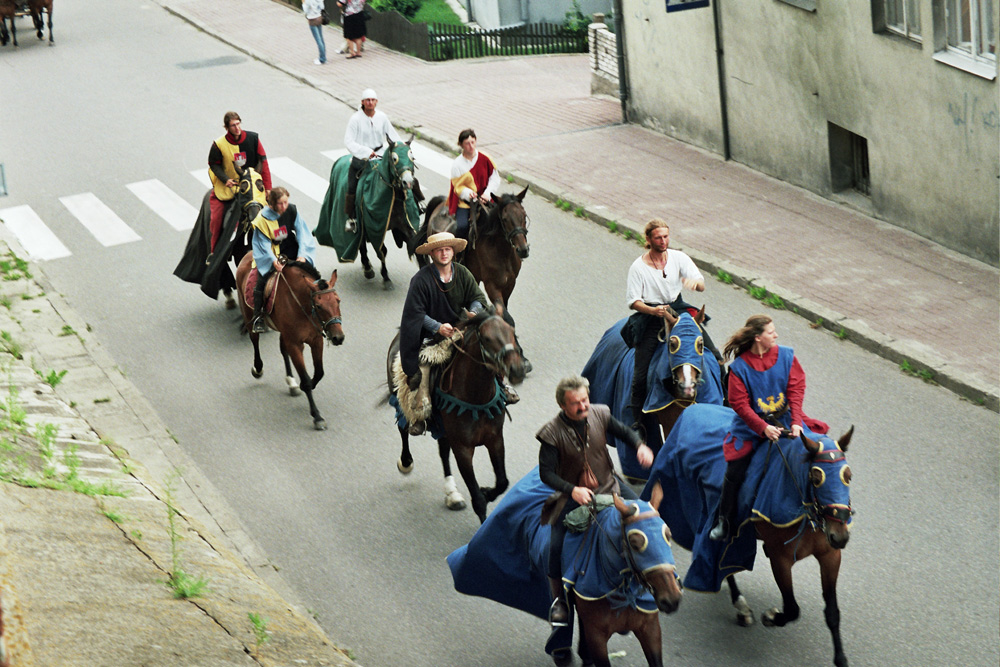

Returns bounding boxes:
[242,268,278,313]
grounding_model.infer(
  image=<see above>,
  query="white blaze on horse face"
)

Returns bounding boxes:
[677,364,697,398]
[400,170,414,187]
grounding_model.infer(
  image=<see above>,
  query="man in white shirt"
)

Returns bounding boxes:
[343,88,401,220]
[625,219,719,437]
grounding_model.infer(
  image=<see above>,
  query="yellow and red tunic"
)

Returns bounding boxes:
[447,151,497,215]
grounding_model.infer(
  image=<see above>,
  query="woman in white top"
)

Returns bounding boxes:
[447,129,500,240]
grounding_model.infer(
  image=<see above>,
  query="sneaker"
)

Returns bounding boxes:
[314,59,324,65]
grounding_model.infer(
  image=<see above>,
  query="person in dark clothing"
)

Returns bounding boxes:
[536,375,654,629]
[207,111,271,254]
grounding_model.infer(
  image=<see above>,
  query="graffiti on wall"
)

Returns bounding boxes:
[947,92,999,153]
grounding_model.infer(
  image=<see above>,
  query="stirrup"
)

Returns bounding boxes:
[251,315,267,334]
[549,598,569,627]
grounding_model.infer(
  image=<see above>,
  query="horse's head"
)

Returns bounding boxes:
[383,135,416,191]
[614,494,682,614]
[662,307,707,401]
[465,306,526,385]
[802,426,854,549]
[237,167,266,223]
[490,186,529,259]
[312,269,344,346]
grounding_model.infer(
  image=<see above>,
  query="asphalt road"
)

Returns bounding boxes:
[1,1,997,665]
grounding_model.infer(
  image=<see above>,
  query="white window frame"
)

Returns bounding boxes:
[935,0,997,79]
[885,0,923,42]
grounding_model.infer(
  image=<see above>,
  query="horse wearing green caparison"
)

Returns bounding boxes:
[315,138,423,289]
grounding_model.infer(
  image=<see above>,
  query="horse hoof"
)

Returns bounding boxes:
[445,493,466,511]
[761,608,778,627]
[382,280,394,291]
[251,367,263,379]
[314,420,327,431]
[286,377,300,396]
[736,610,755,627]
[288,386,301,396]
[363,268,375,280]
[397,459,413,474]
[224,295,237,310]
[552,649,573,667]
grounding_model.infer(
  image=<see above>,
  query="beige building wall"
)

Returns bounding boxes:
[620,1,999,265]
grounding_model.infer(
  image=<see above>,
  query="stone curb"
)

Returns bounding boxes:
[157,0,997,413]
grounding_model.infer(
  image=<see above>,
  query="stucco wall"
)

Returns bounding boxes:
[621,0,999,265]
[469,0,612,28]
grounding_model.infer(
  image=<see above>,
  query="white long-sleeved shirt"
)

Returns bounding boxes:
[302,0,324,19]
[344,108,401,160]
[625,249,702,307]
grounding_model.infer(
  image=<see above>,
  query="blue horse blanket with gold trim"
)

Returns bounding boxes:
[640,403,830,592]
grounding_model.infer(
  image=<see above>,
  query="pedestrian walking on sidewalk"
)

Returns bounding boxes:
[447,129,500,240]
[303,0,327,65]
[338,0,367,58]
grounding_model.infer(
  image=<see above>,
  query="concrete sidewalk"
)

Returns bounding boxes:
[162,0,999,411]
[0,243,357,666]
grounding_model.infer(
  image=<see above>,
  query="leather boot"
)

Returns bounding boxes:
[548,576,569,627]
[251,275,267,334]
[710,457,751,541]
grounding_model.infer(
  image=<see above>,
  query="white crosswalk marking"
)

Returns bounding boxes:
[190,169,212,189]
[269,157,330,203]
[409,143,454,179]
[323,145,453,179]
[59,193,141,246]
[0,205,72,261]
[126,179,198,231]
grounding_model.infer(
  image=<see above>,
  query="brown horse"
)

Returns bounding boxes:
[0,0,17,47]
[387,308,526,522]
[412,187,529,309]
[27,0,51,44]
[564,494,683,667]
[647,410,855,667]
[236,256,344,430]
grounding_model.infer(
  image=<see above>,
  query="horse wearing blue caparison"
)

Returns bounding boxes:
[314,138,422,288]
[641,403,855,667]
[448,467,682,667]
[583,308,724,481]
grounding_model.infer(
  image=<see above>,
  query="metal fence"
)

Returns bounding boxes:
[427,22,588,61]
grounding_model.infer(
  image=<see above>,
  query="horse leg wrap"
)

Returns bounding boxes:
[285,375,301,396]
[444,475,466,510]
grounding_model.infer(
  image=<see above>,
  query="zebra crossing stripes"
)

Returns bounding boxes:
[190,169,212,189]
[59,193,142,247]
[127,179,198,231]
[0,205,72,261]
[268,157,330,204]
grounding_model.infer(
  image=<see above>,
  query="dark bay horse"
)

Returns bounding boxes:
[28,0,51,44]
[413,187,530,309]
[174,167,266,309]
[447,471,682,667]
[643,403,855,667]
[315,138,422,289]
[386,308,526,522]
[0,0,17,47]
[582,307,725,481]
[236,256,344,430]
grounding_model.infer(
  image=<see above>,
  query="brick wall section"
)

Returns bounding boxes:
[588,21,618,83]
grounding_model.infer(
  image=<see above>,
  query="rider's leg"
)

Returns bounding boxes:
[547,501,577,627]
[345,157,365,220]
[208,192,227,254]
[455,207,470,241]
[629,317,660,438]
[251,269,269,334]
[710,453,753,541]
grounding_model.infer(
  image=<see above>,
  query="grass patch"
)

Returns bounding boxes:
[573,206,585,218]
[0,331,23,359]
[747,285,767,300]
[606,221,618,233]
[40,369,67,388]
[59,325,76,337]
[249,612,271,656]
[93,397,111,404]
[0,295,11,310]
[102,509,125,523]
[716,270,733,285]
[506,174,514,183]
[164,470,210,599]
[763,293,785,309]
[900,359,936,383]
[835,328,848,340]
[810,318,824,329]
[0,252,32,281]
[412,0,463,25]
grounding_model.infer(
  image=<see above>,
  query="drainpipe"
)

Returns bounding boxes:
[712,0,731,160]
[613,0,629,122]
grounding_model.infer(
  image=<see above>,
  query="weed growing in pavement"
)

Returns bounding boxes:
[900,359,936,383]
[763,293,785,309]
[716,270,733,284]
[102,509,125,524]
[0,331,23,359]
[0,252,32,281]
[164,470,210,599]
[131,529,143,540]
[574,206,585,217]
[623,229,634,241]
[0,295,11,310]
[20,294,32,301]
[506,174,514,183]
[59,325,75,337]
[1,382,27,432]
[248,612,271,656]
[748,285,767,300]
[810,318,824,329]
[835,328,848,340]
[606,221,618,233]
[41,369,67,388]
[93,397,111,404]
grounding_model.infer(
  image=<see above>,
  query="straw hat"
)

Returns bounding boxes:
[416,232,467,255]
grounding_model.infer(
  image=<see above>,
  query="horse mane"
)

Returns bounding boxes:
[481,193,521,235]
[282,260,326,288]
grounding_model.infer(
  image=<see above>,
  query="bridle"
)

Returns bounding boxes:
[450,315,517,377]
[277,271,342,340]
[496,200,529,247]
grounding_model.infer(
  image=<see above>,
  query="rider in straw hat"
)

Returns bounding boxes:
[398,232,518,435]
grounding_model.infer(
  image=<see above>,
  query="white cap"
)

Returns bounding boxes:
[361,88,378,101]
